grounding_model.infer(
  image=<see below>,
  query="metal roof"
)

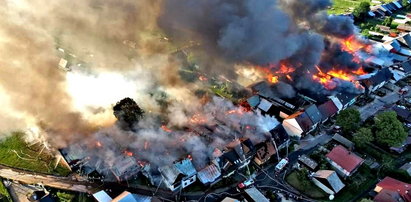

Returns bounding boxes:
[197,164,221,184]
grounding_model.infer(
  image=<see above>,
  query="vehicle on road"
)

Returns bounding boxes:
[399,87,409,95]
[275,158,289,172]
[237,178,255,189]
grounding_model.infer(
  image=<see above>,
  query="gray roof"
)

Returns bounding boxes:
[400,162,411,176]
[333,134,354,149]
[258,98,273,112]
[305,105,322,124]
[159,164,182,185]
[197,164,221,184]
[244,187,270,202]
[175,159,196,176]
[314,170,345,193]
[247,95,260,108]
[298,155,318,170]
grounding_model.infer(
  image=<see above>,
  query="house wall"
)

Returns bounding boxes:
[282,119,303,138]
[311,177,335,195]
[182,175,196,188]
[326,158,351,178]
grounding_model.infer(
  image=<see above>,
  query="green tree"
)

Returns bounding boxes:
[403,0,410,9]
[56,192,75,202]
[375,111,407,147]
[297,169,311,188]
[353,1,371,19]
[336,108,361,134]
[353,127,374,148]
[113,97,144,130]
[382,17,393,26]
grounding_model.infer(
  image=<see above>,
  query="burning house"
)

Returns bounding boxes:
[216,138,255,178]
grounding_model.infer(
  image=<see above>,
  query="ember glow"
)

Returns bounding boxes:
[161,125,172,133]
[341,36,372,54]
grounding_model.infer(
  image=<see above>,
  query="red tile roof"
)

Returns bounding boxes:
[326,145,364,173]
[375,177,411,202]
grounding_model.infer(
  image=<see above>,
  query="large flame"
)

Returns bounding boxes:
[341,36,372,54]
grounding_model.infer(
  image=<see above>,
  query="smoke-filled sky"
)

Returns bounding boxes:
[0,0,376,177]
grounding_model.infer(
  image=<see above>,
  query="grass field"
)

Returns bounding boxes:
[286,171,327,199]
[0,179,11,202]
[0,132,71,176]
[329,0,396,15]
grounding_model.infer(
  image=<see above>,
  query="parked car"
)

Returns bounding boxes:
[238,178,255,189]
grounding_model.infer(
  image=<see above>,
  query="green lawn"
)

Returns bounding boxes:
[286,171,327,199]
[332,166,377,202]
[329,0,396,15]
[0,132,71,176]
[0,179,11,202]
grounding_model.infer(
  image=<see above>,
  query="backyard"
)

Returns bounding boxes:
[329,0,396,15]
[286,170,327,199]
[0,132,71,176]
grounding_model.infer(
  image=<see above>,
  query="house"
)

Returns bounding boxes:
[244,187,270,202]
[305,104,323,127]
[217,139,255,178]
[158,158,197,191]
[374,177,411,202]
[221,197,240,202]
[401,61,411,76]
[376,25,391,33]
[400,162,411,176]
[298,155,318,170]
[282,111,314,138]
[332,134,354,150]
[269,124,290,150]
[326,145,364,178]
[197,163,222,185]
[335,93,358,110]
[93,191,112,202]
[329,95,344,112]
[398,24,411,32]
[311,170,345,195]
[111,156,141,181]
[390,136,411,153]
[318,100,339,122]
[392,105,411,122]
[254,141,277,165]
[361,68,393,93]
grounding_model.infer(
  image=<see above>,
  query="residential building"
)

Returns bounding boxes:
[158,158,197,191]
[332,134,354,150]
[269,125,290,150]
[197,163,222,185]
[298,155,318,171]
[374,177,411,202]
[282,111,314,138]
[318,100,339,123]
[244,187,270,202]
[326,145,364,178]
[335,93,359,110]
[392,105,411,123]
[217,138,255,178]
[311,170,345,195]
[400,162,411,176]
[221,197,240,202]
[361,68,393,93]
[254,141,277,165]
[93,191,112,202]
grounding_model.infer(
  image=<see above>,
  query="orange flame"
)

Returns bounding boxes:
[187,154,193,160]
[161,125,172,133]
[341,36,372,53]
[351,67,366,75]
[268,75,279,84]
[199,75,208,81]
[124,150,133,157]
[96,141,102,148]
[190,114,207,124]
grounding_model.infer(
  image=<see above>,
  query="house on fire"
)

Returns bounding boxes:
[282,104,322,138]
[326,145,364,178]
[216,138,255,178]
[157,158,197,191]
[317,100,339,123]
[254,125,290,165]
